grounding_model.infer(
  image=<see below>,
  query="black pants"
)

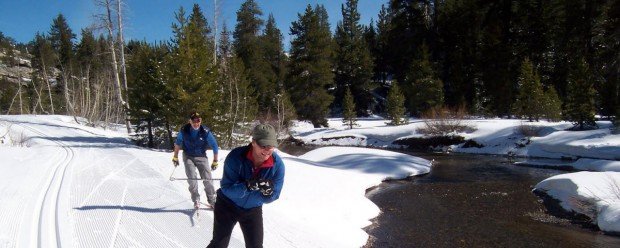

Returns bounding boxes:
[207,190,263,248]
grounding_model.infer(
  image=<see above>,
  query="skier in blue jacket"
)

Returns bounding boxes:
[207,123,285,248]
[172,112,219,209]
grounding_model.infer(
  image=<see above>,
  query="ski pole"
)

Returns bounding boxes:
[169,166,222,181]
[170,177,222,181]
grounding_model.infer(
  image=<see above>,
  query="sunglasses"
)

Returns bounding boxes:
[191,118,201,123]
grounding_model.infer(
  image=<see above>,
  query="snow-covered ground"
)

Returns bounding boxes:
[0,115,431,248]
[1,115,618,247]
[292,117,619,163]
[291,117,620,233]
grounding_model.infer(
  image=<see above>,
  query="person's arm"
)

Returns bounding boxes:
[262,156,285,203]
[220,153,251,199]
[206,130,219,161]
[173,132,183,158]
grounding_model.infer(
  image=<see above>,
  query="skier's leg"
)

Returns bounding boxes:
[195,156,216,205]
[207,191,238,248]
[182,154,200,203]
[238,206,263,248]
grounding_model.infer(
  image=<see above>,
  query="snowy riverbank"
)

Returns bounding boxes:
[290,117,620,233]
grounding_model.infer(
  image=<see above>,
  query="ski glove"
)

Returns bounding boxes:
[211,161,218,171]
[172,157,179,167]
[247,179,274,196]
[258,179,274,196]
[247,179,261,191]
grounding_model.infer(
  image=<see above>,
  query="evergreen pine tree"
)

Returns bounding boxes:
[127,42,171,148]
[478,0,518,117]
[287,4,334,127]
[405,44,444,116]
[593,0,619,118]
[233,0,263,65]
[565,59,597,130]
[342,87,357,129]
[363,19,377,66]
[387,0,433,83]
[75,29,101,76]
[234,0,275,112]
[49,14,75,68]
[386,81,406,125]
[374,4,391,86]
[49,13,76,114]
[262,14,287,92]
[166,5,218,128]
[334,0,374,116]
[542,87,563,122]
[514,58,545,121]
[435,0,480,109]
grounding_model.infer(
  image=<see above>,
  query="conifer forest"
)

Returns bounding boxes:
[0,0,618,148]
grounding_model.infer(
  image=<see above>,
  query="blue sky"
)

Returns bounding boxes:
[0,0,386,51]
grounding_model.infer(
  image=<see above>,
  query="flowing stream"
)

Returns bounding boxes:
[279,144,620,247]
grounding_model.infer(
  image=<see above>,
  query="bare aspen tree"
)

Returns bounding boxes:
[7,83,23,115]
[276,93,285,140]
[84,67,91,117]
[41,60,54,114]
[91,79,102,122]
[213,0,219,64]
[78,70,85,116]
[116,0,130,111]
[96,0,131,133]
[17,53,23,114]
[7,46,24,114]
[32,80,44,114]
[56,61,76,118]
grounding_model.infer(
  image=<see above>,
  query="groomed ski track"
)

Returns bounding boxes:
[1,116,244,248]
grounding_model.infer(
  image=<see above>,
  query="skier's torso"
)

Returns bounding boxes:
[220,145,285,210]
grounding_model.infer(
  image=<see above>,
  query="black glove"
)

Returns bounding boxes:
[247,178,261,191]
[258,179,274,196]
[172,157,179,167]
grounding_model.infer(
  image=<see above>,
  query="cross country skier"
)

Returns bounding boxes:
[207,123,285,248]
[172,112,219,209]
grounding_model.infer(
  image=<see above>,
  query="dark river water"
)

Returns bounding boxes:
[279,145,620,248]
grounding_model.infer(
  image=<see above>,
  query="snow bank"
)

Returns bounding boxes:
[271,147,431,247]
[292,118,620,169]
[535,172,620,233]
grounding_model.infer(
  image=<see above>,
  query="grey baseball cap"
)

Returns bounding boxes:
[252,124,277,147]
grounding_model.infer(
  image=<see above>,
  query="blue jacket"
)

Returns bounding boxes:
[220,145,285,210]
[175,124,219,157]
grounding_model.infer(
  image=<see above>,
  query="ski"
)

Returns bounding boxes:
[191,202,213,227]
[192,205,201,227]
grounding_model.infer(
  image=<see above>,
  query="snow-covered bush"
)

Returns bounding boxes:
[417,106,476,136]
[515,123,545,137]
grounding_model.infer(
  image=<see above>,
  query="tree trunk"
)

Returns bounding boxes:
[61,71,75,116]
[147,118,154,148]
[166,121,174,150]
[41,59,55,114]
[32,79,44,114]
[116,0,132,130]
[103,0,131,133]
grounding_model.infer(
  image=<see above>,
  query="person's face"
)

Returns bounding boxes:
[251,140,274,163]
[190,117,201,128]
